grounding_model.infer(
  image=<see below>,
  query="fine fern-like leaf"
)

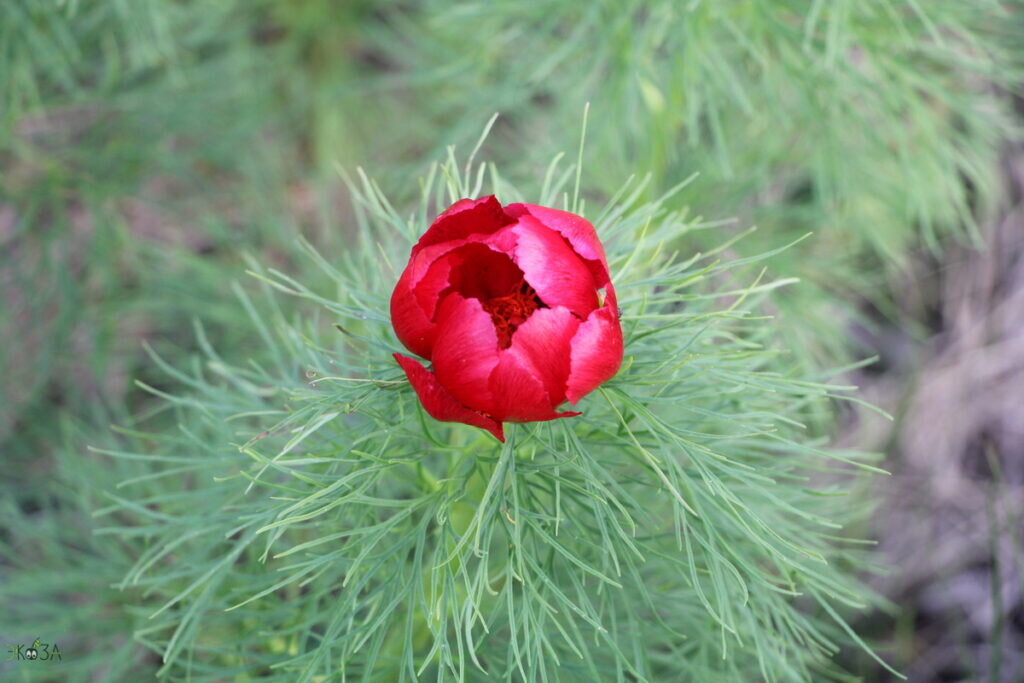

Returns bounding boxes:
[91,148,893,681]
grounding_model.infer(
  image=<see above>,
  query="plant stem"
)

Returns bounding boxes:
[377,430,496,679]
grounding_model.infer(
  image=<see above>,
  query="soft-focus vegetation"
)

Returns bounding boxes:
[1,1,1021,680]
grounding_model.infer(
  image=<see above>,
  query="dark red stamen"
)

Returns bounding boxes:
[482,280,545,348]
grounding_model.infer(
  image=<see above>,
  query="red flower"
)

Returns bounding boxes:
[391,196,623,442]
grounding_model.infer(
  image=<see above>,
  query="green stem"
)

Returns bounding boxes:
[377,431,496,679]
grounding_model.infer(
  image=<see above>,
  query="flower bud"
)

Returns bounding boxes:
[391,196,623,441]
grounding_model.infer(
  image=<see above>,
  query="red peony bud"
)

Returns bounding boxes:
[390,196,623,442]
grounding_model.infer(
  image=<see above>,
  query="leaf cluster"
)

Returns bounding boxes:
[73,151,895,681]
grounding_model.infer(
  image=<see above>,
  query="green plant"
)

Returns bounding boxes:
[377,1,1017,249]
[60,148,897,681]
[369,0,1019,363]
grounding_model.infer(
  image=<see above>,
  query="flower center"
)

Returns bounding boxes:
[482,280,545,348]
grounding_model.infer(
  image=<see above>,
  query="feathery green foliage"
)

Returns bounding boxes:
[369,0,1020,362]
[376,0,1017,253]
[2,2,1018,681]
[50,150,893,681]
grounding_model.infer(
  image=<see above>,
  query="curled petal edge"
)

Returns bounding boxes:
[505,305,580,407]
[505,202,611,288]
[413,195,514,256]
[390,271,437,360]
[565,302,624,405]
[394,353,504,442]
[488,351,582,424]
[509,216,599,318]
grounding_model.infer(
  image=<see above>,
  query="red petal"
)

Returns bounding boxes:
[510,216,598,317]
[413,196,514,255]
[505,203,611,287]
[394,354,504,441]
[390,265,438,360]
[413,248,460,322]
[392,230,525,360]
[391,237,474,359]
[430,242,524,305]
[507,306,580,406]
[605,282,618,310]
[431,294,501,413]
[488,351,582,424]
[565,303,624,404]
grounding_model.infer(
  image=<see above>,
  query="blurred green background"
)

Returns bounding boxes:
[2,1,1022,680]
